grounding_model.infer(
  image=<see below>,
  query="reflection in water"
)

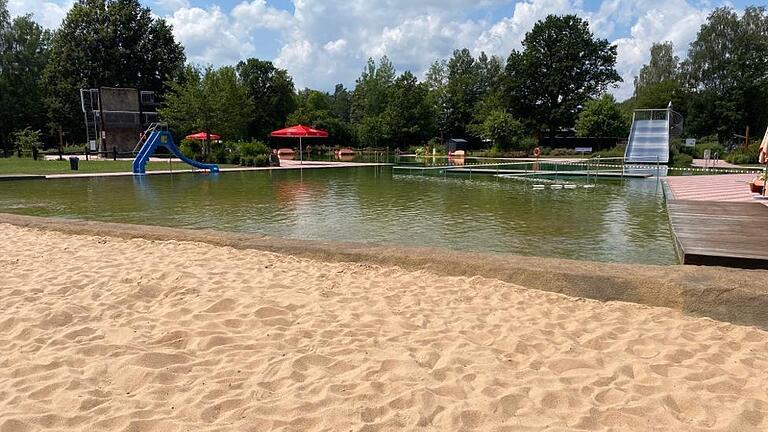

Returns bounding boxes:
[0,167,676,264]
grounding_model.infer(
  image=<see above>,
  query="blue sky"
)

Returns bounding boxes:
[9,0,758,99]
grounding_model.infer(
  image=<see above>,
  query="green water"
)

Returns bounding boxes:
[0,166,677,264]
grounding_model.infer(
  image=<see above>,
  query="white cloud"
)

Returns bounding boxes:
[602,0,710,99]
[8,0,73,28]
[6,0,725,101]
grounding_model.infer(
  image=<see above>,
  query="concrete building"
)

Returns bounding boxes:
[80,87,159,154]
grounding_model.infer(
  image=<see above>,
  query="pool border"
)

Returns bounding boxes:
[2,212,767,329]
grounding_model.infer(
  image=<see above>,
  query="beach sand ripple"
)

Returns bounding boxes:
[1,224,767,431]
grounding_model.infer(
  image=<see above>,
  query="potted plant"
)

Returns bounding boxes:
[750,170,767,194]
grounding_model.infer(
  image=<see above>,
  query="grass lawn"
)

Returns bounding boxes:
[0,157,234,176]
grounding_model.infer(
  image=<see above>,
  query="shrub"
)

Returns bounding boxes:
[180,138,203,160]
[240,154,270,167]
[594,144,626,158]
[14,128,43,157]
[239,140,270,158]
[725,143,760,165]
[549,148,577,156]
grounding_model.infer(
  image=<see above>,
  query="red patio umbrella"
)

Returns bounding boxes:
[185,131,221,140]
[270,125,329,164]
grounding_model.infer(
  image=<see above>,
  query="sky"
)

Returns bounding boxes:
[7,0,755,100]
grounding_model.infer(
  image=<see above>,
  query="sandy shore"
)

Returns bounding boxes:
[1,224,768,431]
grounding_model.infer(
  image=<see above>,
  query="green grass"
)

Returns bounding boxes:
[0,157,234,176]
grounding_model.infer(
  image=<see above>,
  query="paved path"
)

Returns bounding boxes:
[665,173,767,204]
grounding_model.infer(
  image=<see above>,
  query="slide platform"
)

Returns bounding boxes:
[132,130,219,174]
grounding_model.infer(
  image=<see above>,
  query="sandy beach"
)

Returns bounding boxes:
[1,223,768,431]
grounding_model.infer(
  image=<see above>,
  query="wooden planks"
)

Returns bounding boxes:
[667,200,768,269]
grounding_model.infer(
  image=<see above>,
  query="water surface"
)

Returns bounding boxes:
[0,166,676,264]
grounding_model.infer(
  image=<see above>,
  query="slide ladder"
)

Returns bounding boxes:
[132,124,219,174]
[624,103,683,164]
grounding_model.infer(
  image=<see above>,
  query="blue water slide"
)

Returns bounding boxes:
[132,130,219,174]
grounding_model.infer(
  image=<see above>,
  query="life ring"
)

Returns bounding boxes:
[533,147,541,158]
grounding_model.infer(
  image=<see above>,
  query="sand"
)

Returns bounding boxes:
[1,224,768,431]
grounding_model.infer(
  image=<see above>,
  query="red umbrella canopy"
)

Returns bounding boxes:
[185,132,221,140]
[270,124,328,138]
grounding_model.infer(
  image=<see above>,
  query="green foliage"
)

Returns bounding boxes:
[505,14,621,137]
[680,142,725,159]
[236,58,296,140]
[239,140,270,158]
[468,109,528,151]
[385,71,435,146]
[594,145,626,158]
[179,138,203,160]
[160,65,253,144]
[575,94,629,138]
[725,143,761,165]
[240,154,270,167]
[669,146,693,168]
[682,6,768,142]
[14,127,42,153]
[43,0,185,138]
[0,14,50,151]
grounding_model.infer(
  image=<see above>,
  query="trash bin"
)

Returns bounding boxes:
[69,156,79,171]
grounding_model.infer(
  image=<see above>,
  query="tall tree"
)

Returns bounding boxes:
[444,48,480,138]
[385,71,435,147]
[425,59,449,140]
[632,42,685,112]
[159,65,253,143]
[0,12,51,152]
[236,58,295,140]
[505,14,621,137]
[287,89,351,145]
[43,0,185,140]
[682,6,768,142]
[351,56,396,145]
[575,94,629,138]
[331,84,352,124]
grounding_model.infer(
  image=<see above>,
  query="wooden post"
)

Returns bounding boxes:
[113,146,117,161]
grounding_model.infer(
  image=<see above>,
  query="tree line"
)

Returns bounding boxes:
[1,0,767,157]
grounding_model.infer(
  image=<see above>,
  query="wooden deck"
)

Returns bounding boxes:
[667,200,768,269]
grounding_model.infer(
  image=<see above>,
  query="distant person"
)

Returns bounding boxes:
[269,149,280,167]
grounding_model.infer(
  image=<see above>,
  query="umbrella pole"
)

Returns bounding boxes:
[300,136,303,165]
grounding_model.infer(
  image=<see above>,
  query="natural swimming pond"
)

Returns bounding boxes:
[0,166,677,264]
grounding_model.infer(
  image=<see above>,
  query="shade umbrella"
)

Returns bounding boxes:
[270,125,329,164]
[185,132,221,140]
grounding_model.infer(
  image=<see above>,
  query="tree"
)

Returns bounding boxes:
[505,14,621,137]
[385,71,435,147]
[425,59,449,140]
[351,56,396,145]
[287,89,352,145]
[236,58,295,140]
[159,65,254,151]
[681,6,768,142]
[468,110,528,152]
[444,48,480,138]
[0,11,50,153]
[43,0,185,140]
[633,42,686,111]
[331,84,352,124]
[575,94,629,138]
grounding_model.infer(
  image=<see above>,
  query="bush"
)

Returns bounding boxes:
[240,154,270,167]
[549,148,577,156]
[13,128,43,157]
[239,140,270,158]
[670,148,693,168]
[594,145,626,158]
[682,142,725,159]
[180,138,203,160]
[725,143,760,165]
